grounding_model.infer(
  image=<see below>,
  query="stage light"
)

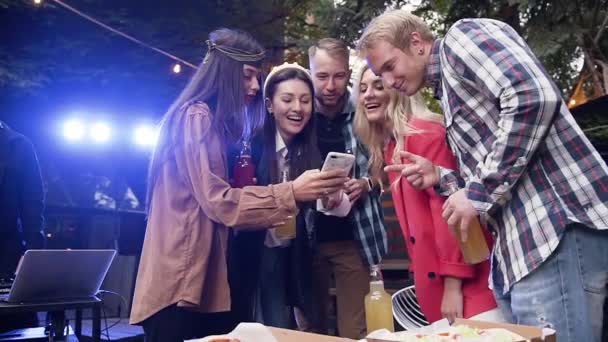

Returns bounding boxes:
[172,63,182,74]
[90,122,111,143]
[134,124,158,147]
[63,119,86,141]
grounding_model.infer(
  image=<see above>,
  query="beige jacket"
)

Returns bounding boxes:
[130,102,297,324]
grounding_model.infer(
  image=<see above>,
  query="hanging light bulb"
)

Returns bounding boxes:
[33,0,42,5]
[172,63,182,74]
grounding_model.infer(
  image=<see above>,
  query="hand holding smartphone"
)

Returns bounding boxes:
[321,152,355,202]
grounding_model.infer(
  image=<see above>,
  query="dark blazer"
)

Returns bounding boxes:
[227,135,315,324]
[0,122,45,279]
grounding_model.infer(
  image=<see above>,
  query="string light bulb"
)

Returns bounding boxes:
[33,0,42,5]
[172,63,182,74]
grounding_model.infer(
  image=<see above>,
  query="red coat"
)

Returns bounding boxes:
[385,117,497,323]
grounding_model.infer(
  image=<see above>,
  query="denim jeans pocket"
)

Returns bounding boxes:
[573,226,608,294]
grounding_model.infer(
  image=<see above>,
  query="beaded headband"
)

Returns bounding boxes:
[203,39,266,64]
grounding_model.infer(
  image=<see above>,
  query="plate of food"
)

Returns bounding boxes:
[384,325,525,341]
[186,323,277,342]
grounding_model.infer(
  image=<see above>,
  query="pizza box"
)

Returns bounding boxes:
[269,327,355,341]
[188,323,356,342]
[366,319,556,342]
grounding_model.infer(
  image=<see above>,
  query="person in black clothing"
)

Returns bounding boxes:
[0,120,45,332]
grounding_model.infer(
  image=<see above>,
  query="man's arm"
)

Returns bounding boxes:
[443,19,562,218]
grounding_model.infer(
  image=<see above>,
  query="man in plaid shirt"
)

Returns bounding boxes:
[358,10,608,342]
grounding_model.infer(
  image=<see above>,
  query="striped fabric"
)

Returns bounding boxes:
[427,19,608,293]
[306,97,388,266]
[343,103,388,266]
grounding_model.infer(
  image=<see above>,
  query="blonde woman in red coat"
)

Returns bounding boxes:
[353,64,503,324]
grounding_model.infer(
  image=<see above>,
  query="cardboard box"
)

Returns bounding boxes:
[453,319,555,342]
[366,319,556,342]
[189,324,356,342]
[269,327,355,342]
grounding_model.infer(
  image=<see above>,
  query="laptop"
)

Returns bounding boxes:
[0,249,116,304]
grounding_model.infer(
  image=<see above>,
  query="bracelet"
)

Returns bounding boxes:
[435,166,442,184]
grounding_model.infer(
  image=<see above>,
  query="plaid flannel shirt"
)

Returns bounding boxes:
[308,97,388,266]
[427,19,608,293]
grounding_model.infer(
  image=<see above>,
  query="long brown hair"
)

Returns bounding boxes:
[258,67,321,185]
[146,28,265,212]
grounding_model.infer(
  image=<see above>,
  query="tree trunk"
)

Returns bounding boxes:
[581,43,605,96]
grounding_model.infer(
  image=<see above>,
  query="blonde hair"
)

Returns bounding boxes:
[353,64,442,181]
[308,38,350,67]
[357,9,434,57]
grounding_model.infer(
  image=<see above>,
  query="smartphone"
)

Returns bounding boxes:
[321,152,355,202]
[321,152,355,175]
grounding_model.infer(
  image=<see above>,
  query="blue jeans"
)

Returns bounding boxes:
[257,245,292,328]
[494,224,608,342]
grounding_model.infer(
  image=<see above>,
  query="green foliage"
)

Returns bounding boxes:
[414,0,608,97]
[278,0,410,65]
[2,0,605,101]
[420,88,443,114]
[313,0,409,47]
[0,0,289,95]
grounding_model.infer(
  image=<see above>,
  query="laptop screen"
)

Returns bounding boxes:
[6,249,116,303]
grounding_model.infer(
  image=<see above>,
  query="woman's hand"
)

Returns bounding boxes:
[384,151,439,190]
[321,194,341,210]
[292,169,348,202]
[441,277,463,324]
[344,178,369,202]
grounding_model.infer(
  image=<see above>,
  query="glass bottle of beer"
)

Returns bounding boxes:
[364,264,394,333]
[445,181,490,264]
[233,140,255,188]
[274,169,296,240]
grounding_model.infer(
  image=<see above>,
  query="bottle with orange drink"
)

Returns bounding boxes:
[274,169,296,240]
[446,181,490,264]
[364,264,394,333]
[233,140,256,188]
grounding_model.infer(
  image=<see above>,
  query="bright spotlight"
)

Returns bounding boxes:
[134,125,158,147]
[63,119,86,141]
[90,122,111,143]
[172,63,182,74]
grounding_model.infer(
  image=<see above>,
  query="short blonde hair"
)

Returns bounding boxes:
[308,38,349,67]
[352,64,442,180]
[357,9,434,56]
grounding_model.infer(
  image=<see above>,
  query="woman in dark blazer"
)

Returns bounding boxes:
[228,63,321,329]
